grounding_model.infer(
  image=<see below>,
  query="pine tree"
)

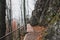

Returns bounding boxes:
[30,0,60,40]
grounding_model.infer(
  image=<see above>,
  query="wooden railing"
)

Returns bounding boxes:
[0,26,26,40]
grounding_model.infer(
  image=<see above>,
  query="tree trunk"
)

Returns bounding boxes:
[0,0,6,40]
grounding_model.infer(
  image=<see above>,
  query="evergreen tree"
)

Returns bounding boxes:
[30,0,60,40]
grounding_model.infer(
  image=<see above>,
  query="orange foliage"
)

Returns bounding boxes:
[33,26,47,40]
[24,24,47,40]
[12,19,17,31]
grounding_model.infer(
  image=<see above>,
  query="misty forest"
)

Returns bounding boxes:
[0,0,60,40]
